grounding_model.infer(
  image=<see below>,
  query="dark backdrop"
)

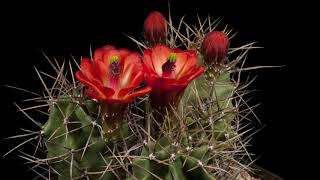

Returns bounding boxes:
[0,1,306,179]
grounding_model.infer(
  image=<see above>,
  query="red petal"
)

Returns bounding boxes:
[146,67,203,93]
[118,48,130,59]
[84,89,104,100]
[120,52,143,88]
[144,66,161,85]
[143,55,159,80]
[185,49,198,56]
[173,51,188,78]
[145,74,182,92]
[102,87,115,97]
[118,87,136,97]
[93,45,115,63]
[144,62,159,74]
[143,49,155,71]
[151,44,171,76]
[178,66,205,83]
[76,71,115,99]
[108,76,120,90]
[79,58,101,85]
[119,68,144,94]
[127,86,152,99]
[175,51,198,79]
[118,70,144,97]
[94,60,109,85]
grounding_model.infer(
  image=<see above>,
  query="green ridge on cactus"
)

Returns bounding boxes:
[43,100,115,179]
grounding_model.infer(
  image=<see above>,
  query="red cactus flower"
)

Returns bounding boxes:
[76,45,151,103]
[143,44,205,109]
[75,45,151,133]
[144,11,167,44]
[201,31,229,65]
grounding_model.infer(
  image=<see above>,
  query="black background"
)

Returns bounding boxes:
[0,0,311,179]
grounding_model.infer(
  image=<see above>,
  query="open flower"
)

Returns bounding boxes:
[143,44,205,110]
[76,45,151,103]
[144,11,167,44]
[76,45,151,133]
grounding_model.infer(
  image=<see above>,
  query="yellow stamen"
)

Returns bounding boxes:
[109,56,120,64]
[168,53,177,62]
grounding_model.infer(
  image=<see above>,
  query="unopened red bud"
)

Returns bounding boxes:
[143,11,167,44]
[201,31,229,65]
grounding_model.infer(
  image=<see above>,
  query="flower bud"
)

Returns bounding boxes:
[201,31,229,65]
[143,11,167,44]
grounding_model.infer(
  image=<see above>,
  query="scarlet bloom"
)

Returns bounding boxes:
[76,45,151,103]
[144,11,167,44]
[143,44,205,109]
[75,45,152,133]
[201,31,229,65]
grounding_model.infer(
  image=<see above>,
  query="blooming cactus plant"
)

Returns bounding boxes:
[143,44,204,110]
[5,10,261,180]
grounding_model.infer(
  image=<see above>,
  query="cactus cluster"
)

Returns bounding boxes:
[5,10,261,180]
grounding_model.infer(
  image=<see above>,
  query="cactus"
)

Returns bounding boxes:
[4,9,264,180]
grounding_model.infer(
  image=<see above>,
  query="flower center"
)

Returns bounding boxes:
[109,56,121,78]
[162,53,177,73]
